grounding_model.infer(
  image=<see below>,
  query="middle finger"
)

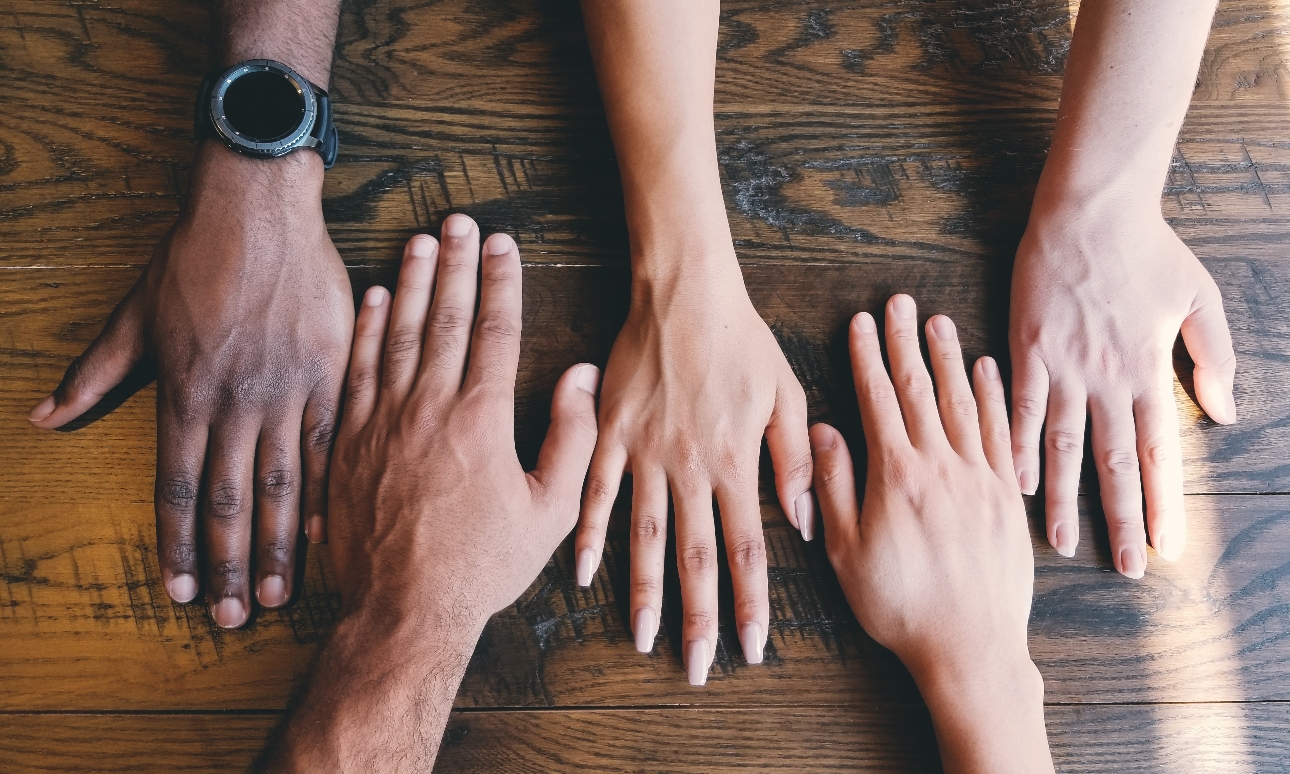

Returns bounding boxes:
[202,421,259,628]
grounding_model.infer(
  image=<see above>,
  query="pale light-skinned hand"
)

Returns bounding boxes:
[811,294,1052,773]
[575,258,812,685]
[1010,203,1235,576]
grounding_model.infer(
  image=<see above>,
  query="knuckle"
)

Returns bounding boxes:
[679,544,717,576]
[728,537,766,571]
[347,368,378,396]
[779,451,814,487]
[383,328,423,360]
[1143,440,1173,468]
[1099,447,1139,478]
[474,313,519,345]
[1014,396,1046,421]
[158,476,199,512]
[584,476,620,508]
[306,408,338,455]
[632,513,667,543]
[209,559,248,587]
[1046,429,1083,456]
[163,541,196,567]
[859,376,893,405]
[631,577,661,599]
[207,480,248,521]
[945,393,978,419]
[896,370,933,399]
[816,459,853,497]
[684,611,716,633]
[429,307,472,334]
[258,469,297,501]
[260,539,293,565]
[883,454,922,496]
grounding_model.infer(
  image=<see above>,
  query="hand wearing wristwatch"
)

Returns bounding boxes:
[196,58,339,168]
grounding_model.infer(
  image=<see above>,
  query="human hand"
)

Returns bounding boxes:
[1009,201,1236,576]
[27,143,353,626]
[327,216,600,628]
[574,254,812,685]
[811,294,1051,774]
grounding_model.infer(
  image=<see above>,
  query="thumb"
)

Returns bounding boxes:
[28,285,145,429]
[1180,274,1237,425]
[529,364,601,528]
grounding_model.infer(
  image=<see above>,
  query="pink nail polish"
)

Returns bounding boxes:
[634,608,656,653]
[796,492,814,542]
[27,395,55,423]
[257,575,287,608]
[167,574,197,604]
[212,597,247,629]
[686,640,710,686]
[740,623,764,665]
[576,548,597,587]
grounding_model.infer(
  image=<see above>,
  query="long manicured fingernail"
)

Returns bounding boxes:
[576,548,597,587]
[1018,469,1038,496]
[212,597,247,629]
[1053,523,1076,558]
[634,608,656,653]
[306,515,324,544]
[363,286,386,306]
[891,294,915,319]
[686,639,710,686]
[167,574,197,604]
[576,364,600,395]
[980,356,999,380]
[444,213,473,237]
[486,233,514,255]
[408,234,437,258]
[796,492,814,541]
[931,315,955,339]
[1118,546,1146,579]
[740,622,764,665]
[854,312,876,334]
[27,395,55,423]
[257,575,287,608]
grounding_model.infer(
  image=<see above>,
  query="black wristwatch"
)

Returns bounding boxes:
[195,59,338,169]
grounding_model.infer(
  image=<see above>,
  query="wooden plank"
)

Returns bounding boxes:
[3,264,1290,710]
[4,703,1288,773]
[1,1,1286,267]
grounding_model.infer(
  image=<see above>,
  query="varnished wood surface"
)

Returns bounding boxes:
[2,0,1289,771]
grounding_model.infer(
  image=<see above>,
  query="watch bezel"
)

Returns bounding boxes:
[209,59,318,157]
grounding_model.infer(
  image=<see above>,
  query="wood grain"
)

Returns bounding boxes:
[4,702,1289,773]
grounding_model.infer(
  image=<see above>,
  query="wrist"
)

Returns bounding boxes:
[190,140,325,206]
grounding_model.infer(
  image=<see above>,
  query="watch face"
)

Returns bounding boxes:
[222,70,306,143]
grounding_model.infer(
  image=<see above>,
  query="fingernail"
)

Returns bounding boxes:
[1119,546,1146,579]
[686,639,710,686]
[167,574,197,604]
[854,312,876,333]
[576,364,600,395]
[1155,533,1183,563]
[408,234,437,259]
[931,315,955,339]
[576,548,597,587]
[1221,394,1237,425]
[363,286,386,307]
[306,515,324,544]
[796,492,814,541]
[1053,523,1076,558]
[980,356,999,380]
[634,608,656,653]
[486,233,514,255]
[740,622,764,665]
[891,294,915,319]
[212,597,247,629]
[27,395,55,423]
[1018,469,1038,496]
[444,213,473,237]
[257,575,287,608]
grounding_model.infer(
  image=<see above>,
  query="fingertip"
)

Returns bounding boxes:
[576,547,598,587]
[27,395,56,424]
[306,515,325,544]
[851,312,876,334]
[406,234,438,260]
[809,422,840,453]
[574,363,600,395]
[484,232,516,256]
[977,356,1000,381]
[362,285,388,308]
[889,293,916,320]
[928,314,956,340]
[1051,522,1076,558]
[166,574,198,604]
[1116,545,1147,580]
[443,213,476,238]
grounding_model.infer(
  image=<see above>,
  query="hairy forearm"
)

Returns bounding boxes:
[215,0,342,88]
[912,650,1054,774]
[1036,0,1218,210]
[581,0,734,278]
[254,605,482,773]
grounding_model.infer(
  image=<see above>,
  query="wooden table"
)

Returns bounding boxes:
[2,1,1289,771]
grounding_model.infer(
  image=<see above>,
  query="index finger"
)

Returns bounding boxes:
[848,312,909,453]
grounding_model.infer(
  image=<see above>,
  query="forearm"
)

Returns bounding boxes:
[912,650,1054,774]
[580,0,735,281]
[215,0,342,88]
[1036,0,1218,211]
[254,604,482,773]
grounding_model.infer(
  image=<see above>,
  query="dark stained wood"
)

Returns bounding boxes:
[3,0,1290,770]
